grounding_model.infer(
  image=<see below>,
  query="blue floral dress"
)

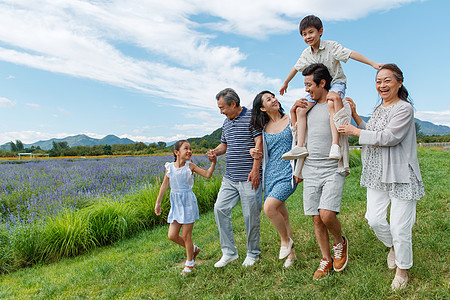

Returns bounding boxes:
[165,162,199,224]
[263,123,297,202]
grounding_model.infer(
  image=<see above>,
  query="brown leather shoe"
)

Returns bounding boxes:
[333,236,348,272]
[313,258,333,280]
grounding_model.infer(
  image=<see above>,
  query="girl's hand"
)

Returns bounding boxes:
[155,202,161,215]
[249,148,263,160]
[208,152,217,163]
[338,123,361,137]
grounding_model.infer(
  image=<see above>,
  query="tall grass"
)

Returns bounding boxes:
[42,210,95,260]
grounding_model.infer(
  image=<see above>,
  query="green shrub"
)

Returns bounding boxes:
[82,200,141,246]
[42,210,95,260]
[0,227,13,273]
[9,223,44,268]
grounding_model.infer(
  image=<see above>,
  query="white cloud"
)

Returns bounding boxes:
[57,107,71,115]
[416,110,450,127]
[118,133,190,144]
[173,122,222,133]
[0,97,15,108]
[6,75,14,79]
[0,0,421,113]
[26,103,41,110]
[0,131,69,145]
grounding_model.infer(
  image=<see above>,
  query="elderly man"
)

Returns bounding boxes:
[208,88,263,268]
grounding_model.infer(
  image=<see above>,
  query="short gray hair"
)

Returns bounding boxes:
[216,88,240,106]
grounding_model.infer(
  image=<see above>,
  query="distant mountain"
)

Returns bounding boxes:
[188,128,222,146]
[0,134,136,151]
[414,119,450,135]
[349,117,449,136]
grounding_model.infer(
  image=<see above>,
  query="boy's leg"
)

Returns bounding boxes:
[328,82,346,114]
[327,83,346,159]
[282,97,315,160]
[296,101,316,147]
[182,223,195,261]
[327,100,340,146]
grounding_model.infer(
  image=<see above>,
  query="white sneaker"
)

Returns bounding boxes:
[214,254,239,268]
[329,144,341,160]
[242,256,259,267]
[281,146,309,160]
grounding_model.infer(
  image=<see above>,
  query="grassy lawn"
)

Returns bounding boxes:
[0,149,448,299]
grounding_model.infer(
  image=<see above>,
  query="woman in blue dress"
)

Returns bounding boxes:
[250,90,301,268]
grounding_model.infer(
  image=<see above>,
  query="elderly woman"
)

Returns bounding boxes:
[338,64,425,291]
[250,91,301,268]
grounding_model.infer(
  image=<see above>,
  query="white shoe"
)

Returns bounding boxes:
[279,238,294,259]
[214,254,239,268]
[329,144,341,160]
[283,254,296,268]
[391,274,408,291]
[242,256,259,267]
[281,146,308,160]
[387,247,396,270]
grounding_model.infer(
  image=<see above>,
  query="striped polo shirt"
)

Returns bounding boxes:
[221,106,262,182]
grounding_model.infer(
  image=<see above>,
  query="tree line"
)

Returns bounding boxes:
[1,139,221,158]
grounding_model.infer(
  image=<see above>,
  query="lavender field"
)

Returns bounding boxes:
[0,155,224,227]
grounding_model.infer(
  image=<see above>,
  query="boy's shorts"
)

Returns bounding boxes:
[305,82,346,103]
[302,164,345,215]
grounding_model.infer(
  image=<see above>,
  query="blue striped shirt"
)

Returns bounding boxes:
[221,107,262,182]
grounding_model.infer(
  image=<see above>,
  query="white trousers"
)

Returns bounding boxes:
[365,188,417,269]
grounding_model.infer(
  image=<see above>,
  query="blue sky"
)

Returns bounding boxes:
[0,0,448,145]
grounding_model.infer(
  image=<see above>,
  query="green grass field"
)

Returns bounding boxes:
[0,149,448,299]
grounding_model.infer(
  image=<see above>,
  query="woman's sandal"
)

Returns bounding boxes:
[181,265,194,275]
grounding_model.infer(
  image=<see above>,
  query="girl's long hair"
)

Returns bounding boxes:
[173,140,188,162]
[250,91,285,131]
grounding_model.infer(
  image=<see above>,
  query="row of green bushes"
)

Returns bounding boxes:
[0,175,222,273]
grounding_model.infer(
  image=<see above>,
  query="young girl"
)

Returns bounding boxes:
[154,140,216,275]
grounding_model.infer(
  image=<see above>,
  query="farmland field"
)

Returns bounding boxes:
[0,155,224,226]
